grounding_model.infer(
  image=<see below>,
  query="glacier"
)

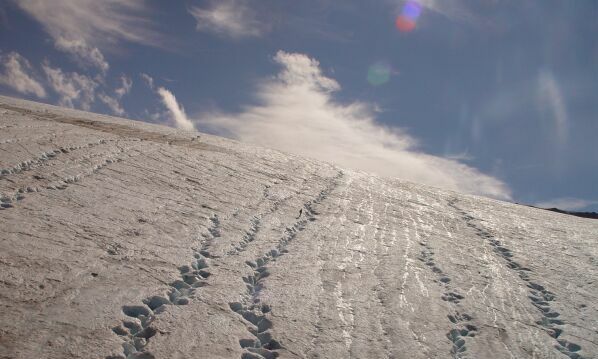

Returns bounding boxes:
[0,96,596,359]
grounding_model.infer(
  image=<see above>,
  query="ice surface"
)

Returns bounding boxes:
[0,96,596,359]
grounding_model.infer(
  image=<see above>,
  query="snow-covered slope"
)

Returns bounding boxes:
[0,96,596,359]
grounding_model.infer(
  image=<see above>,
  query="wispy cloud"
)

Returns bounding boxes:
[444,151,475,162]
[42,62,98,110]
[97,75,132,116]
[14,0,163,69]
[537,69,568,147]
[417,0,475,21]
[157,87,195,131]
[54,37,109,73]
[199,51,511,199]
[0,51,132,115]
[115,75,133,98]
[476,71,570,152]
[189,0,267,39]
[140,72,194,130]
[98,93,125,116]
[0,52,46,98]
[140,73,155,90]
[535,198,597,211]
[387,0,481,25]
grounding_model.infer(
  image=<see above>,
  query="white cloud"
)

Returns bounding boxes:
[537,69,568,146]
[189,0,267,39]
[535,198,597,211]
[98,93,125,116]
[140,73,155,90]
[444,151,475,162]
[14,0,163,70]
[99,75,131,115]
[0,52,46,98]
[157,87,195,131]
[115,75,133,98]
[199,51,511,200]
[54,37,109,73]
[42,63,98,110]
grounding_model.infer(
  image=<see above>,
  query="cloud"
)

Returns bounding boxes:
[417,0,472,20]
[189,0,267,39]
[535,198,597,211]
[98,93,125,116]
[141,73,193,130]
[0,52,46,98]
[444,151,475,162]
[157,87,195,131]
[54,37,109,73]
[140,73,155,90]
[115,75,133,98]
[476,72,571,152]
[42,62,98,110]
[198,51,511,199]
[388,0,489,27]
[537,69,568,146]
[14,0,164,69]
[98,75,132,115]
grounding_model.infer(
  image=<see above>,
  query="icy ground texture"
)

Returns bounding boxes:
[0,95,596,359]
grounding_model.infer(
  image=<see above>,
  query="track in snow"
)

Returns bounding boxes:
[448,198,587,359]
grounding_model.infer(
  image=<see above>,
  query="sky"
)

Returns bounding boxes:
[0,0,597,211]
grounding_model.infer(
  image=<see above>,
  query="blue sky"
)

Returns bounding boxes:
[1,0,597,210]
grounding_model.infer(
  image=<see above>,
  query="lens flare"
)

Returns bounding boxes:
[367,63,392,86]
[396,16,416,32]
[396,0,422,33]
[403,1,422,19]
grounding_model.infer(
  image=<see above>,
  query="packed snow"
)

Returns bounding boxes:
[0,96,596,359]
